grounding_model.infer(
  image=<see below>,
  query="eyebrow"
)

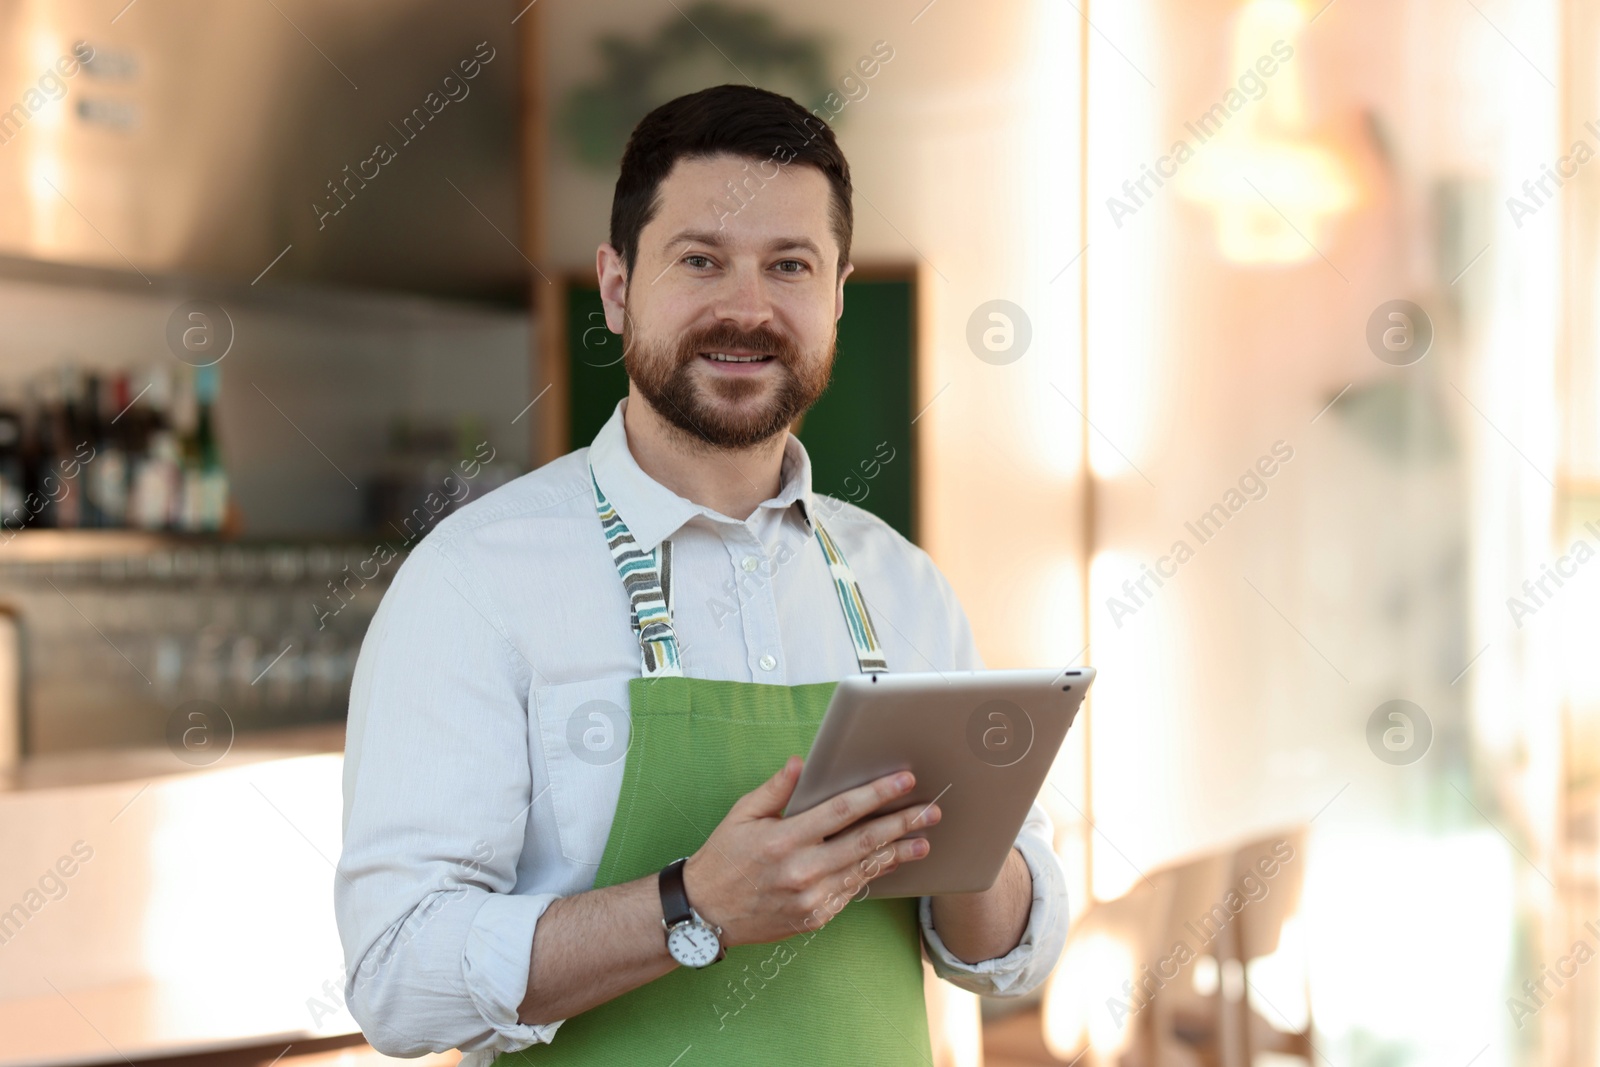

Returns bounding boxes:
[663,230,824,258]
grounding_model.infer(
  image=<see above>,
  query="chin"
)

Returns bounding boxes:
[690,401,797,448]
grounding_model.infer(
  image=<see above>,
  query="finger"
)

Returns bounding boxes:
[815,837,931,921]
[792,860,883,936]
[786,770,916,841]
[733,755,803,819]
[816,802,940,875]
[861,836,930,882]
[846,836,930,884]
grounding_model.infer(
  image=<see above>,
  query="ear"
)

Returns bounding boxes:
[835,260,854,322]
[597,243,629,333]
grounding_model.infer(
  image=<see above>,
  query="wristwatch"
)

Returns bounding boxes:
[659,857,726,967]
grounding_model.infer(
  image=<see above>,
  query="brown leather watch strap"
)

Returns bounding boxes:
[658,857,693,927]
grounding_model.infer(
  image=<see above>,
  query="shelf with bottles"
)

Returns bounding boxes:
[0,362,232,538]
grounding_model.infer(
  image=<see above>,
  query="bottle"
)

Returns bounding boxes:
[0,384,24,532]
[91,373,131,528]
[130,365,180,530]
[172,366,201,531]
[120,370,151,524]
[51,366,84,529]
[22,376,54,529]
[81,373,106,527]
[193,365,228,532]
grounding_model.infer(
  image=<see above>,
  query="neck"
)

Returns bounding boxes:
[621,392,789,521]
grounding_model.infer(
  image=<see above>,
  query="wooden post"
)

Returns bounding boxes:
[517,0,568,468]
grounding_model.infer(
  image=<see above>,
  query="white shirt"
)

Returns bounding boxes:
[334,397,1069,1062]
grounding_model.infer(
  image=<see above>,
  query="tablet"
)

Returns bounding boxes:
[784,667,1095,898]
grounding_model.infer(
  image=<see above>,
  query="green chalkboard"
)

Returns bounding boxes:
[565,276,916,542]
[566,288,630,444]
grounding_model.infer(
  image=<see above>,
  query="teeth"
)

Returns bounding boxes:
[705,352,770,363]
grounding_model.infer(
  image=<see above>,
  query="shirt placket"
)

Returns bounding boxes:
[723,516,786,684]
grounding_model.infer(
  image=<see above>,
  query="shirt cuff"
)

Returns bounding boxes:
[461,891,564,1050]
[918,832,1069,998]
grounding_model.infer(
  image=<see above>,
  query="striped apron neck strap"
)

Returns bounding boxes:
[811,519,888,673]
[589,463,888,677]
[591,465,683,678]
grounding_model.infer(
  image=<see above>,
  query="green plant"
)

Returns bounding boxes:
[559,2,833,169]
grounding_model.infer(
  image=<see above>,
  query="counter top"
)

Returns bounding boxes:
[0,975,363,1067]
[0,723,346,795]
[0,737,358,1067]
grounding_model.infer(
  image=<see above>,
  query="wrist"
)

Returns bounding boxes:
[680,851,702,906]
[641,875,676,964]
[660,856,726,967]
[930,848,1031,962]
[680,852,725,937]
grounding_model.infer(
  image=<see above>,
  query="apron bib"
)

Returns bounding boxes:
[498,466,931,1065]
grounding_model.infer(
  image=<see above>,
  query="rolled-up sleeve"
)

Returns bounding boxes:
[914,556,1071,997]
[336,536,558,1056]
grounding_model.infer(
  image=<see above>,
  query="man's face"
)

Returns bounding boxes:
[604,153,851,450]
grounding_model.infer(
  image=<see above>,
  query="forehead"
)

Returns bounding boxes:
[647,152,836,252]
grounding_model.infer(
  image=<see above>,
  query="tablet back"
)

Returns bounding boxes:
[785,667,1095,897]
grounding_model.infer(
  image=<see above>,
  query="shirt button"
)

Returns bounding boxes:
[759,654,777,671]
[742,555,760,572]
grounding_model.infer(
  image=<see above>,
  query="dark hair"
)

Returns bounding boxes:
[609,84,853,278]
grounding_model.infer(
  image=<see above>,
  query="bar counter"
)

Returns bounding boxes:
[0,724,363,1067]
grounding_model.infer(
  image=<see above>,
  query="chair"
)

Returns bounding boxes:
[1043,827,1312,1067]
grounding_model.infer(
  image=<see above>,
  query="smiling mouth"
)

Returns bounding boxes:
[699,351,774,364]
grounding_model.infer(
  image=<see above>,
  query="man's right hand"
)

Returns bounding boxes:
[520,757,939,1024]
[681,755,941,946]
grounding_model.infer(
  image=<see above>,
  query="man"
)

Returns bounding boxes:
[335,84,1068,1065]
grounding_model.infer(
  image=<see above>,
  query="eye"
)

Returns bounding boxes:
[683,253,714,270]
[773,259,808,274]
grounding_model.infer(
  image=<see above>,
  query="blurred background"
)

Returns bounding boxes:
[0,0,1592,1065]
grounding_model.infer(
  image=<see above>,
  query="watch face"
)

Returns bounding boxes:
[666,921,721,967]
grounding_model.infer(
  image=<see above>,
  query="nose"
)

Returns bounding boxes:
[710,263,775,333]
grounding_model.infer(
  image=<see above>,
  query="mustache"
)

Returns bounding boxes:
[673,322,801,364]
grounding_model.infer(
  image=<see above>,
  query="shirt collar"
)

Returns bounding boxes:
[586,397,817,553]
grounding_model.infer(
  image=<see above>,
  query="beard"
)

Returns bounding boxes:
[623,315,835,450]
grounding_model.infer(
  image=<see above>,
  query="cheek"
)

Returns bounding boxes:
[626,289,697,345]
[771,303,833,358]
[775,282,840,339]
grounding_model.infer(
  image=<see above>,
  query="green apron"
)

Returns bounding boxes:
[499,466,932,1065]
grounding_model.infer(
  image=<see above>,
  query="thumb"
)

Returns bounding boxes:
[739,755,802,818]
